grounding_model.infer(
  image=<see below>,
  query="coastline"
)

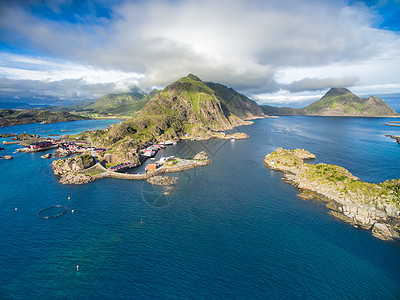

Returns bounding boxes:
[264,148,400,241]
[53,153,211,185]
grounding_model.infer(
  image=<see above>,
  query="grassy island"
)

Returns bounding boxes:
[264,148,400,241]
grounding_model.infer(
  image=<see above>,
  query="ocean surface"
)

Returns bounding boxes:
[1,117,400,299]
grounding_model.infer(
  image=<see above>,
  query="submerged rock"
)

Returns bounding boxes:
[193,151,208,161]
[372,223,394,241]
[59,173,93,185]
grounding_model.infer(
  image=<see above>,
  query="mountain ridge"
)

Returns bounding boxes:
[90,74,265,149]
[261,88,400,117]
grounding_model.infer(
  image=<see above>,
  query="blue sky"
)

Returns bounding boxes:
[0,0,399,106]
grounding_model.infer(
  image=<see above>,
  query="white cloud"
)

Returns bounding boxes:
[0,0,399,103]
[285,76,360,92]
[254,90,323,106]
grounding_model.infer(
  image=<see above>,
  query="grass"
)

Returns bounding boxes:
[268,148,400,206]
[82,165,105,177]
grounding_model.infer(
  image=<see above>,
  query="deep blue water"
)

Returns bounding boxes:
[1,117,400,299]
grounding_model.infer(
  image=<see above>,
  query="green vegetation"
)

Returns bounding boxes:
[40,102,93,112]
[76,88,151,117]
[261,88,399,116]
[266,148,400,207]
[80,153,95,168]
[0,109,88,127]
[268,149,302,167]
[260,105,300,116]
[82,165,105,177]
[205,82,265,119]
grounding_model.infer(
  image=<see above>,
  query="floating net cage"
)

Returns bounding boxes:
[38,205,67,219]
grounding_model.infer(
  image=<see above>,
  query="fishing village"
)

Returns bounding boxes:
[1,131,211,184]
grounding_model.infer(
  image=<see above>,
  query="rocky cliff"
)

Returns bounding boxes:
[264,148,400,241]
[90,74,258,149]
[52,153,96,176]
[205,81,266,120]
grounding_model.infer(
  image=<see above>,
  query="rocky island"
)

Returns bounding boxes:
[9,74,265,185]
[386,135,400,144]
[261,88,400,117]
[264,148,400,241]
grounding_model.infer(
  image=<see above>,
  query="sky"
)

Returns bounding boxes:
[0,0,399,107]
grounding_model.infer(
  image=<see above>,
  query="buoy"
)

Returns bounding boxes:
[71,210,75,214]
[76,265,79,271]
[68,197,70,200]
[140,219,143,224]
[15,208,17,211]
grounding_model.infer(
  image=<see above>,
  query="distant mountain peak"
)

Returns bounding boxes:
[323,87,352,98]
[261,87,399,117]
[186,74,202,82]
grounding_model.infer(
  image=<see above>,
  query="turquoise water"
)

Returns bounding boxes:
[1,117,400,299]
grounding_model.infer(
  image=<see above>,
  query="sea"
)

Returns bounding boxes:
[0,117,400,299]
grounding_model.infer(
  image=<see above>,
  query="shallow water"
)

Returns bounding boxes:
[1,117,399,299]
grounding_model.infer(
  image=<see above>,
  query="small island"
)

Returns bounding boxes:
[264,148,400,241]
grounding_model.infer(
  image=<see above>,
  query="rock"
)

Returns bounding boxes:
[147,176,178,186]
[298,190,316,200]
[0,133,17,138]
[193,151,208,161]
[53,148,76,158]
[372,223,393,241]
[52,154,96,176]
[3,155,13,160]
[265,148,400,242]
[386,135,400,144]
[59,173,93,185]
[12,133,40,141]
[41,153,52,159]
[102,151,139,165]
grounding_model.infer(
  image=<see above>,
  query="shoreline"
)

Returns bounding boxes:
[53,153,211,185]
[264,148,400,241]
[262,114,400,118]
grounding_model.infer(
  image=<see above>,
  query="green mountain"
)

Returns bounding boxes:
[90,74,264,149]
[260,105,299,116]
[0,109,88,127]
[261,88,400,117]
[81,88,149,116]
[41,102,93,112]
[204,81,265,120]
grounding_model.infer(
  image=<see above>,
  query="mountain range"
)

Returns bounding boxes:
[91,74,266,149]
[261,88,399,117]
[1,76,398,131]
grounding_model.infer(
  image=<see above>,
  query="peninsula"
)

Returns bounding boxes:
[264,148,400,241]
[261,88,400,117]
[0,109,88,127]
[42,74,265,184]
[52,151,211,184]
